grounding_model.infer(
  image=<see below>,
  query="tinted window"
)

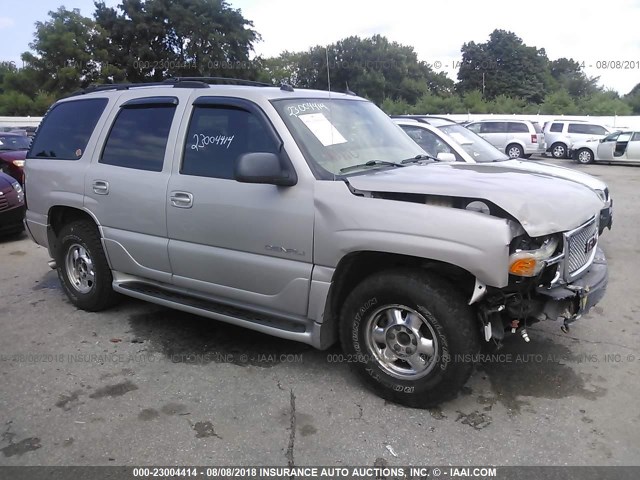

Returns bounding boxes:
[508,122,529,133]
[586,125,607,135]
[550,123,563,132]
[567,123,590,134]
[100,105,175,172]
[632,133,640,141]
[480,122,506,133]
[29,99,108,159]
[466,123,481,133]
[182,106,279,179]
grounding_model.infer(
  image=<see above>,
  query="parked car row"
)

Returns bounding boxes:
[571,131,640,164]
[391,115,613,233]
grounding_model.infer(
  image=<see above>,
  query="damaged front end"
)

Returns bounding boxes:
[477,215,608,345]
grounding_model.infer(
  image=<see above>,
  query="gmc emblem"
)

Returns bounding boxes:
[584,234,598,254]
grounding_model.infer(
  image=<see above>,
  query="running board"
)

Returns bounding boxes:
[113,281,315,346]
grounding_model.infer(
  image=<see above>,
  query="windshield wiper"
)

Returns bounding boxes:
[339,160,406,174]
[400,154,439,164]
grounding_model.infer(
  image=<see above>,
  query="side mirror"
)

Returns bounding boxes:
[234,152,297,186]
[436,152,457,162]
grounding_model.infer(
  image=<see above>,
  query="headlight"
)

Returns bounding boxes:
[509,236,559,277]
[11,181,22,193]
[12,160,25,167]
[595,189,607,202]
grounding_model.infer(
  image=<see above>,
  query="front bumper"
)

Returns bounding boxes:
[535,247,608,323]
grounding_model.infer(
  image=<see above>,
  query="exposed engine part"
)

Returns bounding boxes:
[510,319,520,334]
[561,320,570,334]
[521,329,530,342]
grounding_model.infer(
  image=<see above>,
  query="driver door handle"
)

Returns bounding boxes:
[170,191,193,208]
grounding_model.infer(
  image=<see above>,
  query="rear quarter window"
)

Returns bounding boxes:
[507,122,529,133]
[28,98,108,160]
[549,123,563,133]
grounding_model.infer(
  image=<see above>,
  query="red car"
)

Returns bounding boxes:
[0,132,30,184]
[0,171,25,236]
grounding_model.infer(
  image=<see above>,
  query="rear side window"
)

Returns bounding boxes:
[100,104,176,172]
[586,125,607,135]
[549,123,563,132]
[181,106,279,179]
[567,123,590,134]
[480,122,506,133]
[29,98,108,159]
[507,122,529,133]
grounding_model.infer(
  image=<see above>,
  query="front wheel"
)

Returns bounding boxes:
[551,142,568,159]
[339,269,480,408]
[56,220,120,311]
[575,148,594,164]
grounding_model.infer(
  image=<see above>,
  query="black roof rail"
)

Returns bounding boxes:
[67,77,273,97]
[169,77,272,87]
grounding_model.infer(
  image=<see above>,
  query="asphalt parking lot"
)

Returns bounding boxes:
[1,157,639,467]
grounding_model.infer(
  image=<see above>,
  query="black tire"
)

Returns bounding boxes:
[506,143,524,159]
[523,154,533,159]
[551,142,568,159]
[575,148,594,164]
[339,269,480,408]
[56,220,120,311]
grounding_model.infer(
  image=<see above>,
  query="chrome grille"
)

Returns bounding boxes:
[565,217,598,277]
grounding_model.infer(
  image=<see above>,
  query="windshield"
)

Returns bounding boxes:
[272,98,424,176]
[0,135,31,151]
[437,124,508,162]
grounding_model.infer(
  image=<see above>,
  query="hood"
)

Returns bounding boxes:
[0,149,27,161]
[0,172,15,190]
[499,159,607,192]
[346,162,604,237]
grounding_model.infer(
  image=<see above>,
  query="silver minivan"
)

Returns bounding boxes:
[466,119,545,158]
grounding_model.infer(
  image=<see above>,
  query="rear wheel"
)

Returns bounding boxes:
[56,220,120,311]
[576,148,594,164]
[551,142,568,159]
[339,269,479,408]
[506,144,524,158]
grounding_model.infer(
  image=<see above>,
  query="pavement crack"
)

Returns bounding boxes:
[285,389,296,469]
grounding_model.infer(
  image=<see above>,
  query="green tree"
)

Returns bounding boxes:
[457,30,550,103]
[21,7,101,95]
[262,35,453,105]
[624,83,640,114]
[93,0,260,81]
[549,58,600,98]
[541,89,577,114]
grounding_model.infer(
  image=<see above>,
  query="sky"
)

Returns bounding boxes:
[0,0,639,94]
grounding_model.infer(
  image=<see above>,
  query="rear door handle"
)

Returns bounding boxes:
[170,191,193,208]
[92,180,109,195]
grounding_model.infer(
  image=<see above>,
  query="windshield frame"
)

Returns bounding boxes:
[271,97,425,180]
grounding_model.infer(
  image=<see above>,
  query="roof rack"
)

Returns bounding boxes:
[68,77,273,97]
